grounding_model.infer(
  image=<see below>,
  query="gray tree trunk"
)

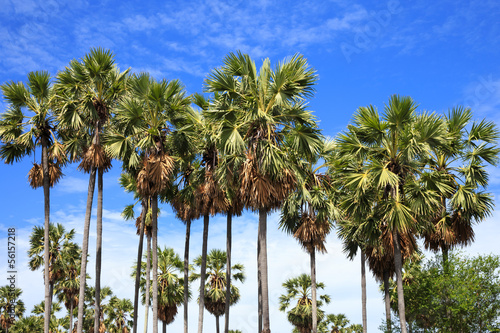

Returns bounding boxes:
[393,229,407,333]
[216,315,220,333]
[144,230,152,333]
[94,167,103,333]
[198,214,210,333]
[311,249,317,333]
[76,166,97,333]
[361,252,367,333]
[162,320,167,333]
[152,195,159,333]
[258,209,270,333]
[384,269,392,333]
[41,136,51,333]
[224,213,232,333]
[184,219,191,333]
[69,299,74,333]
[133,202,146,333]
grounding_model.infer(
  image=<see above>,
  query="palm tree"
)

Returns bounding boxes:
[28,223,79,316]
[0,286,25,333]
[278,274,330,333]
[0,70,66,333]
[55,47,129,333]
[335,95,446,333]
[103,296,134,333]
[421,107,498,268]
[9,315,43,333]
[191,249,245,333]
[106,72,191,333]
[205,51,321,333]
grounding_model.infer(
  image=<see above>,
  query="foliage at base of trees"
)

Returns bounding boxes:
[384,252,500,332]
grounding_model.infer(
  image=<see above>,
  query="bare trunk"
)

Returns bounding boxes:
[224,213,232,333]
[162,321,166,333]
[144,232,152,333]
[94,168,103,333]
[310,249,317,333]
[198,214,210,333]
[41,136,51,333]
[361,252,367,333]
[383,269,392,333]
[216,315,220,333]
[152,196,159,333]
[258,234,262,333]
[76,166,97,333]
[184,219,191,333]
[393,230,407,333]
[258,209,270,333]
[133,202,146,333]
[69,300,74,333]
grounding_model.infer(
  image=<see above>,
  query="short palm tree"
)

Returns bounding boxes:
[55,47,129,333]
[191,249,245,333]
[279,274,330,333]
[103,296,134,333]
[205,51,322,333]
[107,72,192,333]
[0,70,66,333]
[336,95,446,333]
[0,286,25,333]
[9,315,42,333]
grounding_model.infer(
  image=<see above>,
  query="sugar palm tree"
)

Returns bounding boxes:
[191,249,245,333]
[103,296,134,333]
[28,222,79,317]
[9,315,42,333]
[335,95,446,333]
[55,47,129,333]
[0,286,25,333]
[279,274,330,333]
[106,72,192,333]
[205,51,322,333]
[421,107,498,268]
[0,70,66,333]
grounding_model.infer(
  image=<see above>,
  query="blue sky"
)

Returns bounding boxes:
[1,0,500,331]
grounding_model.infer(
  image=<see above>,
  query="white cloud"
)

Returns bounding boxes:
[55,176,90,194]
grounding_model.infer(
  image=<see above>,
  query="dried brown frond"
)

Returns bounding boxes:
[136,153,175,197]
[196,170,228,216]
[78,144,112,173]
[293,212,330,254]
[158,304,178,325]
[93,98,109,123]
[205,297,225,317]
[424,211,475,252]
[28,162,64,189]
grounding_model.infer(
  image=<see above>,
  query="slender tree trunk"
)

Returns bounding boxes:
[41,137,51,333]
[258,234,262,333]
[162,321,166,333]
[133,202,146,333]
[361,251,367,333]
[311,249,317,333]
[184,219,191,333]
[258,209,270,333]
[69,300,74,333]
[216,315,220,333]
[393,230,407,333]
[383,269,392,333]
[95,168,103,333]
[224,213,232,333]
[152,195,159,333]
[144,232,152,333]
[76,166,97,333]
[198,214,210,333]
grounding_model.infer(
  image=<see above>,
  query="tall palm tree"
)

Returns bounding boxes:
[421,107,498,268]
[103,296,134,333]
[106,72,192,333]
[191,249,245,333]
[55,47,129,333]
[280,139,338,333]
[28,223,79,315]
[205,52,321,333]
[336,95,446,333]
[0,286,25,333]
[278,274,330,333]
[0,70,66,333]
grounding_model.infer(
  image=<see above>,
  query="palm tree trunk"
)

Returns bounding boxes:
[224,212,232,333]
[95,167,103,333]
[162,321,166,333]
[41,136,51,333]
[198,214,210,333]
[393,229,407,333]
[258,237,262,333]
[361,251,367,333]
[133,202,146,333]
[70,300,74,333]
[152,195,159,333]
[216,315,220,333]
[310,248,317,333]
[258,209,270,333]
[383,269,392,333]
[184,219,191,333]
[76,166,97,333]
[144,232,152,333]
